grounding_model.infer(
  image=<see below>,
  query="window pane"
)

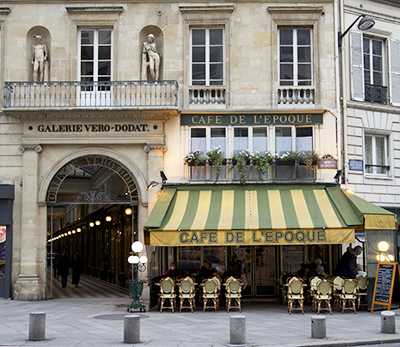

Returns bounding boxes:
[363,38,370,53]
[179,246,201,275]
[81,31,94,44]
[298,64,312,81]
[210,46,223,62]
[298,47,311,62]
[191,128,206,154]
[191,128,206,138]
[376,137,385,166]
[372,40,382,55]
[373,56,382,73]
[280,29,293,45]
[98,46,111,60]
[297,29,310,45]
[234,127,248,152]
[81,46,93,60]
[280,47,293,62]
[211,128,226,156]
[275,127,292,156]
[296,127,313,152]
[365,136,373,173]
[192,64,206,81]
[210,64,223,80]
[253,127,268,152]
[192,30,205,45]
[373,72,383,86]
[81,62,93,76]
[98,61,110,76]
[0,226,6,276]
[280,64,293,80]
[99,30,111,44]
[210,29,223,45]
[192,47,205,62]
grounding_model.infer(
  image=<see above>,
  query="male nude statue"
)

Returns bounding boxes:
[32,34,48,82]
[141,34,160,81]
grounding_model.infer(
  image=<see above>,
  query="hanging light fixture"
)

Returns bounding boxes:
[125,207,133,215]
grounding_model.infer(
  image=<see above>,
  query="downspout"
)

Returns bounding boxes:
[334,0,342,179]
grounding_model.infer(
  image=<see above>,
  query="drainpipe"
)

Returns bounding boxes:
[334,0,342,180]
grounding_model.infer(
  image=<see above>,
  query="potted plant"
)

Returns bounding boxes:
[232,150,252,184]
[184,150,207,166]
[298,151,319,175]
[278,151,300,163]
[206,147,225,182]
[251,151,276,181]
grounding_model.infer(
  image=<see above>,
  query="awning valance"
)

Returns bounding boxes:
[144,184,396,246]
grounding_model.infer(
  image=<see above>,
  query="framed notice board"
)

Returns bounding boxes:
[371,262,400,313]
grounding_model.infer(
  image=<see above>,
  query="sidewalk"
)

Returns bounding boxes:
[0,296,399,347]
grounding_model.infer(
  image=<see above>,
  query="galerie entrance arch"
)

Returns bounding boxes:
[45,153,143,298]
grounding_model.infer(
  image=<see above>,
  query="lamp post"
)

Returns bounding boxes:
[126,241,148,312]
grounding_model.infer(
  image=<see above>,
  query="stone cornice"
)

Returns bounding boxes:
[2,108,179,122]
[179,3,236,14]
[66,6,124,14]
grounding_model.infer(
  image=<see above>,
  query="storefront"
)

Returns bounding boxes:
[144,184,397,301]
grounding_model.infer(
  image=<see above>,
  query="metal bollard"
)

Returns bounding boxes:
[381,311,396,334]
[124,315,140,343]
[230,315,246,344]
[29,312,46,341]
[311,315,326,339]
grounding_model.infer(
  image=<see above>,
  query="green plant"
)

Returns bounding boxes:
[251,151,276,181]
[298,151,319,174]
[184,151,207,166]
[279,151,300,162]
[232,150,252,184]
[206,147,224,182]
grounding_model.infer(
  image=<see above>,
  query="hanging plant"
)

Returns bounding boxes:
[206,147,224,182]
[298,151,319,175]
[184,151,207,166]
[232,150,252,185]
[252,151,277,181]
[279,151,300,163]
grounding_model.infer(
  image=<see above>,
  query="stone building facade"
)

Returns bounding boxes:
[0,0,393,302]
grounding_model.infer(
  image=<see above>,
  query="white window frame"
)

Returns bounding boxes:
[363,36,385,86]
[232,126,269,155]
[274,125,314,156]
[364,133,390,176]
[78,28,113,84]
[278,27,313,86]
[190,27,225,86]
[190,126,227,156]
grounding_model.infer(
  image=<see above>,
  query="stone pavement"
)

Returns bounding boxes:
[0,296,399,347]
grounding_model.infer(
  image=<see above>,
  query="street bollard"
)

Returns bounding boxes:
[29,312,46,341]
[311,315,326,339]
[230,315,246,344]
[124,315,140,343]
[381,311,396,334]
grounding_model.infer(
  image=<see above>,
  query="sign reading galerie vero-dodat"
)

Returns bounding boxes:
[181,112,324,126]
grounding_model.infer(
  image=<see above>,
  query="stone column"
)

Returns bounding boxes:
[14,144,45,300]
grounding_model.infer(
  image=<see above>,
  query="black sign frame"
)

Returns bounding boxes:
[371,262,400,313]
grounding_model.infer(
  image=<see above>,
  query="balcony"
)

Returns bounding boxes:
[3,80,178,109]
[189,86,226,106]
[364,84,387,104]
[278,86,315,105]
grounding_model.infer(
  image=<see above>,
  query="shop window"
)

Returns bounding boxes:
[0,226,5,276]
[365,134,389,175]
[191,28,224,86]
[179,246,201,275]
[233,126,268,154]
[279,28,312,86]
[275,126,313,156]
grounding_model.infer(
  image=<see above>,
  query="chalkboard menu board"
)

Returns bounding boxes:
[371,262,400,313]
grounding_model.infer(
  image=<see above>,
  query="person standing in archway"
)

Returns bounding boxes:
[72,253,82,288]
[58,252,70,288]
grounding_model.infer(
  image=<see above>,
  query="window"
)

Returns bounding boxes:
[279,28,312,86]
[365,134,389,175]
[363,37,383,86]
[190,127,226,156]
[191,28,224,85]
[79,28,112,89]
[275,126,313,156]
[233,127,268,154]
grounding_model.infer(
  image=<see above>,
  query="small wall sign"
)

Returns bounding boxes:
[318,154,337,169]
[349,159,363,171]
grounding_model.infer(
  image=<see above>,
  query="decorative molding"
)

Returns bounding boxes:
[179,4,235,14]
[19,144,43,153]
[268,6,325,14]
[66,6,124,15]
[143,144,167,153]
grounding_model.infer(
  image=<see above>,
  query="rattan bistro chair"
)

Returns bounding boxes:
[339,279,358,314]
[177,276,197,312]
[224,276,243,312]
[201,278,220,312]
[312,279,332,314]
[287,277,306,314]
[356,276,368,310]
[157,277,176,312]
[332,276,345,309]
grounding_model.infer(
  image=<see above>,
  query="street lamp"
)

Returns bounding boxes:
[338,14,375,47]
[126,240,148,312]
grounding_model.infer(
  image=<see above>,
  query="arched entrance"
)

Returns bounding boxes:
[46,154,140,298]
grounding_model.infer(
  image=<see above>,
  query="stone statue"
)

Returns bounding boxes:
[141,34,160,81]
[32,34,48,82]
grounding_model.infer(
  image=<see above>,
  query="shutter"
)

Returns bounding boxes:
[389,38,400,106]
[350,31,364,101]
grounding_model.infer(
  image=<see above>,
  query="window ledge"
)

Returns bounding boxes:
[179,4,235,14]
[364,174,393,180]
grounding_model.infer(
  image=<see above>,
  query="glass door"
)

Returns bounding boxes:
[254,246,276,296]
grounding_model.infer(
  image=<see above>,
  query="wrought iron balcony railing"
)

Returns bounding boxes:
[3,80,178,109]
[364,84,387,104]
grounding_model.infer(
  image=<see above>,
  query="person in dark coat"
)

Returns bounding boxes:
[333,246,363,279]
[71,253,82,288]
[58,252,70,288]
[163,261,182,279]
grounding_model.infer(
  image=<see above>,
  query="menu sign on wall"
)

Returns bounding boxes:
[371,262,400,313]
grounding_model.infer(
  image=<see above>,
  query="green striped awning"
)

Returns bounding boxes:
[144,185,396,246]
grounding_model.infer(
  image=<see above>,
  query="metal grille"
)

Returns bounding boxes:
[365,84,387,104]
